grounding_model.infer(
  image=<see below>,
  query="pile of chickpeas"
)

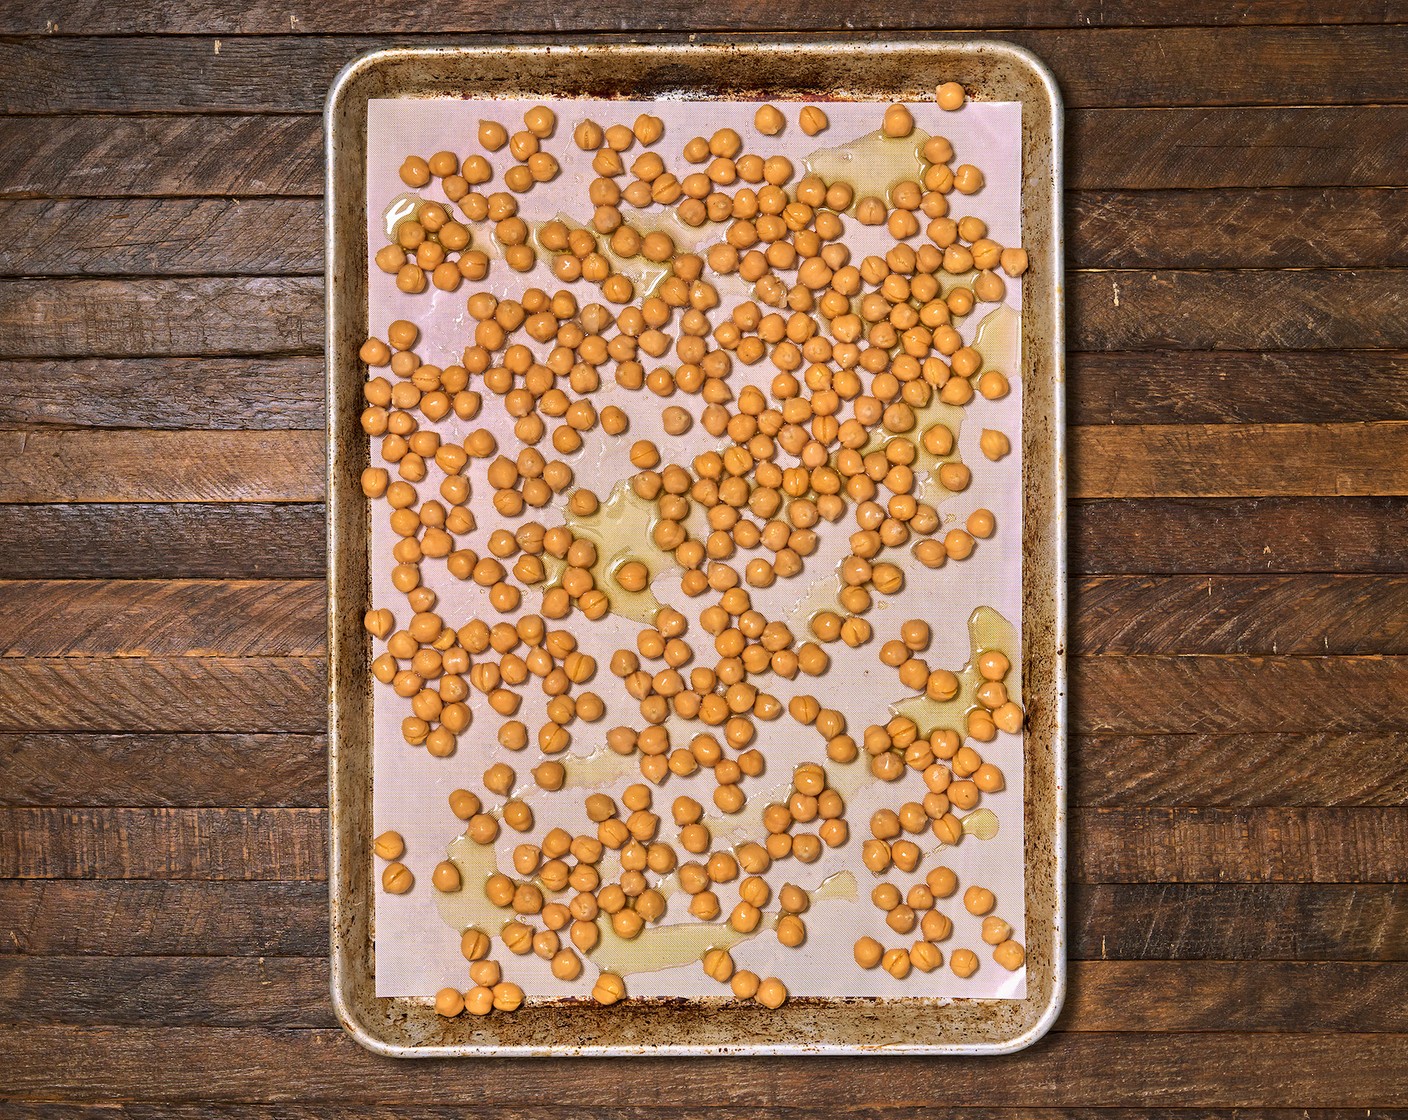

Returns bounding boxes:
[364,84,1029,1015]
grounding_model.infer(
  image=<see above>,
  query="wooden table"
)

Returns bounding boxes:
[2,3,1406,1112]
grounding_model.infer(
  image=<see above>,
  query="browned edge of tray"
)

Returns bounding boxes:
[326,36,1066,1058]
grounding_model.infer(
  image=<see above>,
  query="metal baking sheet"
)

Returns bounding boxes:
[327,38,1065,1056]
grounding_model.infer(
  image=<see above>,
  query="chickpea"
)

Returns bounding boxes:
[936,81,966,111]
[950,948,979,978]
[1000,247,1029,276]
[799,105,829,136]
[980,428,1012,461]
[731,970,760,1000]
[435,987,465,1017]
[755,976,788,1009]
[882,104,914,138]
[373,830,404,861]
[954,164,984,195]
[754,104,785,136]
[479,120,508,150]
[964,885,996,916]
[381,862,413,894]
[432,860,462,893]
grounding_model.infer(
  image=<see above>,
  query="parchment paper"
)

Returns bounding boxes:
[366,95,1026,1001]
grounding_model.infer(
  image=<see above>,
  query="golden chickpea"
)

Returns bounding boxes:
[460,927,491,961]
[979,428,1011,461]
[703,947,735,982]
[478,120,508,150]
[954,164,984,195]
[920,909,953,944]
[964,885,996,916]
[381,862,413,894]
[373,830,404,861]
[993,939,1026,971]
[883,103,914,138]
[981,915,1013,946]
[978,370,1010,400]
[435,986,465,1017]
[799,105,829,136]
[950,948,979,978]
[592,971,626,1005]
[755,104,785,136]
[881,947,911,979]
[731,969,760,1000]
[936,81,966,111]
[399,155,430,187]
[755,976,788,1009]
[854,935,884,968]
[1000,247,1029,277]
[432,860,462,893]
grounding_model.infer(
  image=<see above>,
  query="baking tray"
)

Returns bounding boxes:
[327,37,1065,1057]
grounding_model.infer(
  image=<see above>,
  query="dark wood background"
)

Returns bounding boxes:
[2,3,1406,1113]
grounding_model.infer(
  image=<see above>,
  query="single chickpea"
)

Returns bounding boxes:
[478,120,508,150]
[994,939,1026,970]
[882,947,911,979]
[980,428,1012,461]
[381,862,413,894]
[799,105,829,136]
[936,81,966,111]
[754,104,785,136]
[373,830,404,861]
[432,860,462,893]
[883,104,915,138]
[964,885,996,916]
[435,987,466,1017]
[854,936,884,968]
[950,948,979,978]
[731,970,760,1000]
[954,164,984,195]
[755,977,788,1009]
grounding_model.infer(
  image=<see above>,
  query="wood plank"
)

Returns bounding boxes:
[0,733,325,807]
[0,278,323,359]
[5,271,1399,359]
[0,1027,1403,1106]
[1072,575,1408,655]
[1072,188,1408,270]
[4,726,1402,812]
[0,430,322,502]
[0,503,327,579]
[1075,732,1408,808]
[0,657,325,733]
[0,808,327,881]
[0,580,325,656]
[7,191,1408,279]
[1075,807,1408,884]
[3,956,1404,1034]
[4,496,1402,583]
[0,199,322,277]
[6,573,1399,661]
[1071,271,1408,352]
[5,109,1407,199]
[5,879,1402,961]
[8,350,1401,433]
[5,422,1406,504]
[1071,497,1408,575]
[5,0,1405,33]
[3,805,1401,882]
[4,29,1408,114]
[4,1111,1406,1120]
[1073,655,1408,734]
[0,880,328,956]
[1072,422,1408,498]
[0,357,325,430]
[2,651,1404,736]
[1069,351,1408,425]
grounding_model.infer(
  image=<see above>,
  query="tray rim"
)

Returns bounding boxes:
[327,35,1066,1058]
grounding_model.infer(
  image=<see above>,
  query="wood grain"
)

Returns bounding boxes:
[3,651,1404,735]
[0,357,325,430]
[1071,271,1408,352]
[4,956,1404,1033]
[1072,575,1408,654]
[0,503,328,579]
[1072,655,1408,734]
[0,733,325,807]
[1069,350,1408,425]
[7,191,1408,279]
[6,271,1400,360]
[5,726,1402,811]
[0,430,323,503]
[2,1111,1405,1120]
[5,0,1402,33]
[4,804,1401,883]
[0,580,325,657]
[1075,807,1408,884]
[4,422,1405,503]
[5,29,1408,114]
[1071,497,1408,575]
[0,1027,1403,1106]
[2,350,1399,434]
[1075,732,1408,808]
[0,657,325,733]
[0,807,327,880]
[1071,188,1408,270]
[5,879,1402,961]
[5,109,1407,198]
[1072,422,1408,498]
[0,279,323,359]
[0,199,322,277]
